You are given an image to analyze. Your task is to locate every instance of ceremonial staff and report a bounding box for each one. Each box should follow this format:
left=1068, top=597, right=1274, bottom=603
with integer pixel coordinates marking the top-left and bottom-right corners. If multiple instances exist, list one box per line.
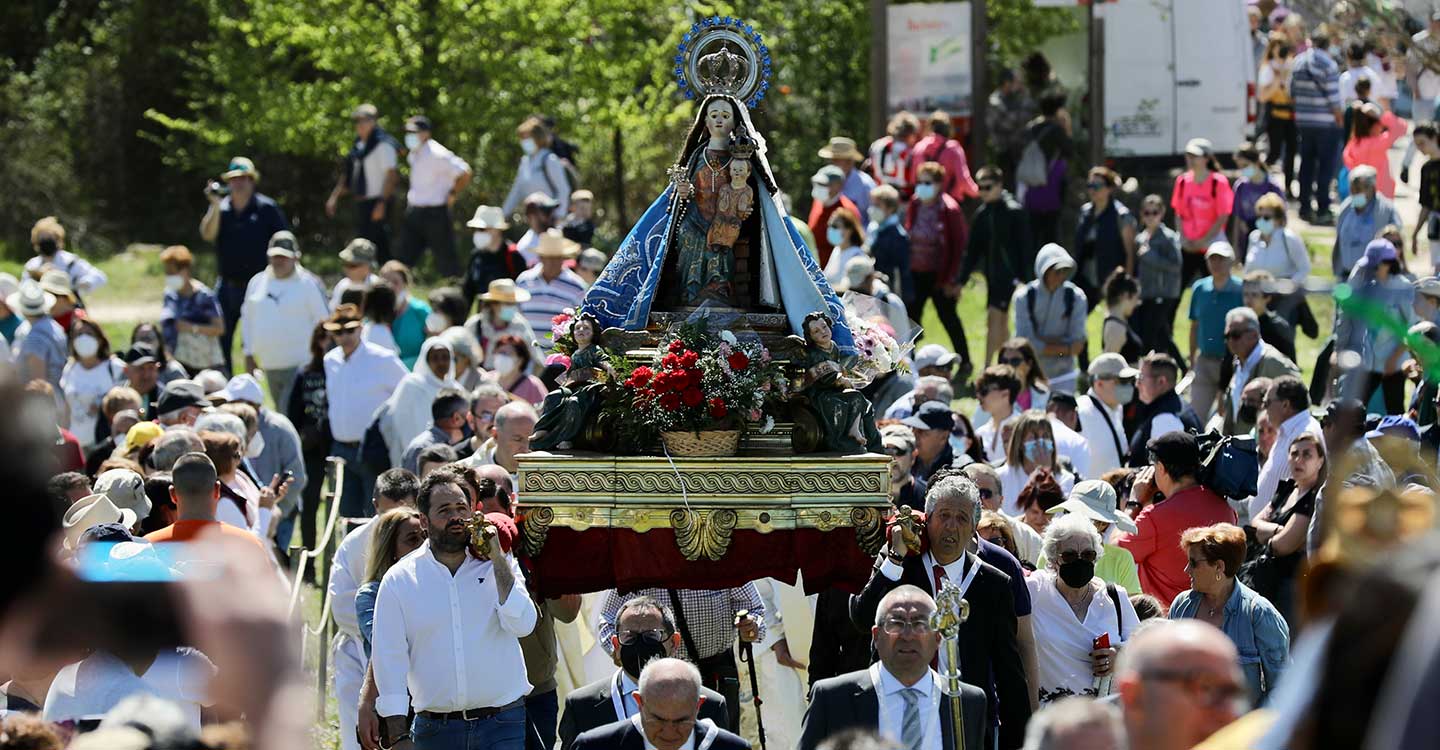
left=931, top=578, right=970, bottom=750
left=734, top=609, right=767, bottom=750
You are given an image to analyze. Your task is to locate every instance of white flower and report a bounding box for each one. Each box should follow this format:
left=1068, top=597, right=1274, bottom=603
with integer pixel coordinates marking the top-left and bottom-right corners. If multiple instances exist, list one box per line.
left=761, top=415, right=775, bottom=434
left=720, top=330, right=739, bottom=345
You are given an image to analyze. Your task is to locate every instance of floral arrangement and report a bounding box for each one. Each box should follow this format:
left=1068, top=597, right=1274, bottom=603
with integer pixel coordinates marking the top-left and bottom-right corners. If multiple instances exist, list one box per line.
left=549, top=309, right=578, bottom=355
left=844, top=310, right=910, bottom=387
left=608, top=318, right=787, bottom=444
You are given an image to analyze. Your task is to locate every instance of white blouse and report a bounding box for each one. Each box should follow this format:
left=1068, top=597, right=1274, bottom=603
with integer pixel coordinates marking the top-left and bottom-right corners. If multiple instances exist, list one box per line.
left=996, top=464, right=1075, bottom=517
left=1026, top=569, right=1140, bottom=704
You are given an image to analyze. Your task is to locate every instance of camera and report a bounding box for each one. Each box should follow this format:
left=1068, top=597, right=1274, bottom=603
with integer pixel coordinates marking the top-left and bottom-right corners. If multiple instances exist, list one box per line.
left=205, top=180, right=230, bottom=197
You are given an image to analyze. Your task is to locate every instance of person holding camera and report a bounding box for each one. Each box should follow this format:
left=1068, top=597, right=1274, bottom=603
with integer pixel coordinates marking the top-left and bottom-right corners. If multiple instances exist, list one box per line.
left=199, top=156, right=291, bottom=374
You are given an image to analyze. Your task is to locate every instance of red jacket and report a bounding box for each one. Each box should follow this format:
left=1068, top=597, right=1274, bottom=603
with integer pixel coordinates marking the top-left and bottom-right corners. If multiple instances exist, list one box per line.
left=910, top=134, right=979, bottom=203
left=904, top=193, right=969, bottom=283
left=807, top=194, right=860, bottom=268
left=1114, top=484, right=1237, bottom=606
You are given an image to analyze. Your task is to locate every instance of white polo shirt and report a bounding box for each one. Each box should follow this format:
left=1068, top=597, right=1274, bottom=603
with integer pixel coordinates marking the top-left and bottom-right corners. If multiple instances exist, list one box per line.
left=407, top=139, right=471, bottom=207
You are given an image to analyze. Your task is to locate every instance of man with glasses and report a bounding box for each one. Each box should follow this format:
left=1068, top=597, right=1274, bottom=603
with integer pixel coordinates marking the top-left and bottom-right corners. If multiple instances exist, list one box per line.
left=1218, top=307, right=1298, bottom=438
left=853, top=475, right=1034, bottom=748
left=959, top=165, right=1034, bottom=363
left=804, top=585, right=986, bottom=750
left=1077, top=354, right=1137, bottom=479
left=1114, top=621, right=1247, bottom=750
left=1248, top=376, right=1320, bottom=521
left=882, top=425, right=926, bottom=510
left=559, top=598, right=729, bottom=750
left=322, top=304, right=407, bottom=516
left=458, top=382, right=509, bottom=465
left=573, top=658, right=748, bottom=750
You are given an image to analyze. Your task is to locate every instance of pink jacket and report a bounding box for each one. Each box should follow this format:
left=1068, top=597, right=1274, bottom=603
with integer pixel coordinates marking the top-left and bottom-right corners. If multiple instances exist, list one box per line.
left=909, top=134, right=979, bottom=203
left=1343, top=110, right=1406, bottom=197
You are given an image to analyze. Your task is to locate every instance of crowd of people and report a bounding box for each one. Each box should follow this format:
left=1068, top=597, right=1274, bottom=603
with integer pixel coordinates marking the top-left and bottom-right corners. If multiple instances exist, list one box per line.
left=5, top=4, right=1440, bottom=750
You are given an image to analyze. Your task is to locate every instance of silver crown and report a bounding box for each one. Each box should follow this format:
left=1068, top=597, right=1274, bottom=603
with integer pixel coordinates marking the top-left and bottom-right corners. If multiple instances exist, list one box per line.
left=696, top=44, right=746, bottom=96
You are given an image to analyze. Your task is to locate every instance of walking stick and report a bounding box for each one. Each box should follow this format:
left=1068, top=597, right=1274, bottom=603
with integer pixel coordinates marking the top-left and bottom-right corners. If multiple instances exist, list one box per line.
left=735, top=610, right=767, bottom=750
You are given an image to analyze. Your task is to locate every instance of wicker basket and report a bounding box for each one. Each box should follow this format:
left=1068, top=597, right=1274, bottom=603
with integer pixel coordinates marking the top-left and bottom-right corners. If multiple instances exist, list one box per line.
left=660, top=429, right=741, bottom=457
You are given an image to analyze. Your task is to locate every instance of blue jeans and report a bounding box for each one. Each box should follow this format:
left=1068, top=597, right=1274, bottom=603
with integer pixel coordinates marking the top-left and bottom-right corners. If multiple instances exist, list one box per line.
left=523, top=690, right=557, bottom=750
left=329, top=440, right=376, bottom=518
left=413, top=705, right=526, bottom=750
left=216, top=278, right=248, bottom=374
left=1297, top=125, right=1342, bottom=215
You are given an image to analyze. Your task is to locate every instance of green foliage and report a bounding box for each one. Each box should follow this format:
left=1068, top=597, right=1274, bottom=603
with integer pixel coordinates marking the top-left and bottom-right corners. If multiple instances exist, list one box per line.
left=985, top=0, right=1080, bottom=68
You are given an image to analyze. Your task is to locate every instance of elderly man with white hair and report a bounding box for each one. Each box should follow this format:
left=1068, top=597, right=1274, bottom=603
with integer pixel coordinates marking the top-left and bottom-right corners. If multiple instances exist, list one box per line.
left=1216, top=306, right=1298, bottom=437
left=1020, top=696, right=1126, bottom=750
left=1333, top=164, right=1402, bottom=278
left=1025, top=514, right=1140, bottom=705
left=572, top=658, right=750, bottom=750
left=883, top=374, right=955, bottom=421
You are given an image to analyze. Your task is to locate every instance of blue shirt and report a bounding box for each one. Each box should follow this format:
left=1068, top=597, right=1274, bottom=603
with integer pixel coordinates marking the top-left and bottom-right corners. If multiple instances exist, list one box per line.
left=216, top=193, right=290, bottom=281
left=160, top=282, right=224, bottom=353
left=1188, top=275, right=1244, bottom=358
left=1288, top=48, right=1343, bottom=129
left=392, top=297, right=432, bottom=369
left=356, top=581, right=379, bottom=657
left=1169, top=580, right=1289, bottom=704
left=977, top=536, right=1032, bottom=618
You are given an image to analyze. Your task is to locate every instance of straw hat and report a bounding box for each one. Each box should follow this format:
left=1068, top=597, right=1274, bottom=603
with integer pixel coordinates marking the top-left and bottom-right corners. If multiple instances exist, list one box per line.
left=466, top=205, right=510, bottom=230
left=817, top=136, right=863, bottom=162
left=534, top=229, right=581, bottom=259
left=221, top=156, right=260, bottom=182
left=62, top=494, right=138, bottom=550
left=7, top=279, right=55, bottom=317
left=39, top=268, right=74, bottom=300
left=478, top=278, right=532, bottom=305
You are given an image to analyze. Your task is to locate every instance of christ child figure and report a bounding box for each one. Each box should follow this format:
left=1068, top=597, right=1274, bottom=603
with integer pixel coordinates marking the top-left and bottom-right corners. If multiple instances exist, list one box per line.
left=706, top=153, right=753, bottom=253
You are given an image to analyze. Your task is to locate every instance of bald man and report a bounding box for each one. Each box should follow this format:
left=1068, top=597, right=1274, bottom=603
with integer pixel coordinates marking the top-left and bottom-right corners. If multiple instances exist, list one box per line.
left=572, top=658, right=749, bottom=750
left=1115, top=621, right=1248, bottom=750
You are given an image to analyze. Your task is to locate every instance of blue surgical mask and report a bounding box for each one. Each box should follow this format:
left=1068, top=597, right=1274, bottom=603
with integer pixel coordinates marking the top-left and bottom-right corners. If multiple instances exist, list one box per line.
left=520, top=138, right=538, bottom=155
left=1255, top=217, right=1275, bottom=236
left=914, top=184, right=938, bottom=201
left=826, top=227, right=845, bottom=247
left=404, top=133, right=421, bottom=150
left=1022, top=437, right=1054, bottom=462
left=1114, top=384, right=1136, bottom=404
left=867, top=206, right=887, bottom=224
left=949, top=435, right=972, bottom=457
left=497, top=306, right=517, bottom=323
left=1241, top=165, right=1259, bottom=180
left=1353, top=193, right=1368, bottom=210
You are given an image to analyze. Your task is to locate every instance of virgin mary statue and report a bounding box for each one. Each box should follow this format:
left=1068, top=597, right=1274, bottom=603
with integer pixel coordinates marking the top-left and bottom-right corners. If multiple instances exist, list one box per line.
left=581, top=90, right=855, bottom=352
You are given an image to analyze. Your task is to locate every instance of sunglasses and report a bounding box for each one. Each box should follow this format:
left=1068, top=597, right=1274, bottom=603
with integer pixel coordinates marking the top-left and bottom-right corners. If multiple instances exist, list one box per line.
left=1224, top=330, right=1250, bottom=340
left=977, top=487, right=995, bottom=501
left=977, top=182, right=998, bottom=191
left=1086, top=182, right=1106, bottom=190
left=1000, top=356, right=1025, bottom=367
left=1141, top=209, right=1163, bottom=217
left=884, top=446, right=908, bottom=457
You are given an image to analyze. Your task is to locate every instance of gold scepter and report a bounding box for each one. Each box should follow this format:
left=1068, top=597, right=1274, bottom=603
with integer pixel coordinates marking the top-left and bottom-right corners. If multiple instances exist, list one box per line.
left=464, top=513, right=498, bottom=560
left=930, top=577, right=971, bottom=750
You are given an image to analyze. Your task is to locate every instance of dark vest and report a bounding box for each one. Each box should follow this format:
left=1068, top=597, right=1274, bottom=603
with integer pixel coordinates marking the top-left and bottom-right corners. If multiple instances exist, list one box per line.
left=1127, top=389, right=1200, bottom=466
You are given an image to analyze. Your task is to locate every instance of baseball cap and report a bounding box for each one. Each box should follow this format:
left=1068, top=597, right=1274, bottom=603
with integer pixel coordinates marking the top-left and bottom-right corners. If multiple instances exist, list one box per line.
left=881, top=425, right=916, bottom=454
left=1366, top=414, right=1420, bottom=442
left=215, top=374, right=264, bottom=405
left=914, top=344, right=958, bottom=372
left=1415, top=277, right=1440, bottom=298
left=93, top=468, right=152, bottom=521
left=571, top=189, right=595, bottom=202
left=406, top=115, right=433, bottom=132
left=339, top=238, right=378, bottom=265
left=579, top=248, right=608, bottom=272
left=1088, top=352, right=1139, bottom=380
left=1147, top=431, right=1198, bottom=468
left=1205, top=241, right=1236, bottom=260
left=156, top=380, right=211, bottom=417
left=267, top=231, right=300, bottom=258
left=812, top=165, right=845, bottom=185
left=121, top=341, right=159, bottom=367
left=352, top=103, right=379, bottom=120
left=901, top=402, right=955, bottom=433
left=1184, top=138, right=1215, bottom=158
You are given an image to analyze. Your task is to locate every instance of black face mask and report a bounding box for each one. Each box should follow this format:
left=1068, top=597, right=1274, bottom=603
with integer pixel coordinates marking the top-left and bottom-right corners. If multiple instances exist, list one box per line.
left=1058, top=559, right=1095, bottom=588
left=37, top=238, right=58, bottom=256
left=619, top=635, right=668, bottom=679
left=1238, top=403, right=1259, bottom=425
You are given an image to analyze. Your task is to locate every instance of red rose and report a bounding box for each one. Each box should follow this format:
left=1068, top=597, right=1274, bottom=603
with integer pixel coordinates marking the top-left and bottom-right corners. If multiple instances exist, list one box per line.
left=708, top=398, right=728, bottom=419
left=682, top=387, right=704, bottom=407
left=668, top=340, right=685, bottom=354
left=661, top=353, right=680, bottom=369
left=679, top=350, right=699, bottom=368
left=551, top=312, right=572, bottom=325
left=629, top=366, right=653, bottom=385
left=727, top=352, right=750, bottom=371
left=660, top=391, right=682, bottom=410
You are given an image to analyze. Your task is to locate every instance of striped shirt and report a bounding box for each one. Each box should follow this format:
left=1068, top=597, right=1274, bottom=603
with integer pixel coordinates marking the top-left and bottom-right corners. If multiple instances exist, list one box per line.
left=516, top=266, right=587, bottom=350
left=1288, top=48, right=1342, bottom=129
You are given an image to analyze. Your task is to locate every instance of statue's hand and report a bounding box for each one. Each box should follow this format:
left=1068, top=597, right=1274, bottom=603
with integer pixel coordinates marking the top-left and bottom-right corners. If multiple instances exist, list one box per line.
left=675, top=179, right=694, bottom=200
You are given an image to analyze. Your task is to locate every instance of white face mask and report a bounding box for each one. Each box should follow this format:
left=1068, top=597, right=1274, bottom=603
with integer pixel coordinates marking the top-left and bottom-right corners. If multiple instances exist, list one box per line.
left=404, top=133, right=421, bottom=150
left=473, top=232, right=496, bottom=252
left=245, top=431, right=266, bottom=458
left=164, top=275, right=185, bottom=292
left=520, top=138, right=538, bottom=155
left=73, top=334, right=100, bottom=359
left=493, top=353, right=519, bottom=375
left=811, top=185, right=831, bottom=202
left=426, top=312, right=449, bottom=334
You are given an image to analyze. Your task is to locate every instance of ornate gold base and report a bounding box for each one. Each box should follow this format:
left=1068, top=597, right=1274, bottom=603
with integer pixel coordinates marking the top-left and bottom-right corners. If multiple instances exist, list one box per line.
left=515, top=450, right=892, bottom=561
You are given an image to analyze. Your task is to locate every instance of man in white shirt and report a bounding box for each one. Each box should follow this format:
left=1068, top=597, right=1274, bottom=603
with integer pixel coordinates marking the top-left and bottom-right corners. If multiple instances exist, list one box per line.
left=323, top=304, right=408, bottom=517
left=327, top=468, right=418, bottom=750
left=326, top=103, right=401, bottom=260
left=372, top=467, right=537, bottom=750
left=44, top=648, right=215, bottom=732
left=1044, top=393, right=1091, bottom=480
left=799, top=585, right=986, bottom=750
left=1249, top=375, right=1321, bottom=520
left=1076, top=354, right=1135, bottom=479
left=517, top=230, right=588, bottom=350
left=239, top=231, right=330, bottom=409
left=1339, top=42, right=1384, bottom=108
left=399, top=115, right=471, bottom=277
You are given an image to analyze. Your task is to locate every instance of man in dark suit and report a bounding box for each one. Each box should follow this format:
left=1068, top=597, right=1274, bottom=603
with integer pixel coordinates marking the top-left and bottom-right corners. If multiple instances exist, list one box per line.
left=801, top=585, right=986, bottom=750
left=573, top=658, right=749, bottom=750
left=850, top=474, right=1032, bottom=749
left=560, top=596, right=728, bottom=750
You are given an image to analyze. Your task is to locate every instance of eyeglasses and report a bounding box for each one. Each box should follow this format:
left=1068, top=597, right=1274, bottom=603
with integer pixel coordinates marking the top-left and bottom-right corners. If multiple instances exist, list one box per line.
left=977, top=182, right=998, bottom=191
left=1223, top=330, right=1251, bottom=340
left=1086, top=182, right=1107, bottom=190
left=1000, top=356, right=1025, bottom=367
left=1144, top=669, right=1249, bottom=709
left=880, top=617, right=934, bottom=636
left=1141, top=210, right=1164, bottom=217
left=1058, top=549, right=1099, bottom=564
left=617, top=628, right=669, bottom=646
left=977, top=487, right=995, bottom=501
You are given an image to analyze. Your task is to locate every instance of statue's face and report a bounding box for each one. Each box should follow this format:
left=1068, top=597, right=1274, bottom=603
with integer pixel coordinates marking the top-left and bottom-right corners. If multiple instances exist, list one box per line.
left=730, top=159, right=750, bottom=183
left=573, top=319, right=595, bottom=347
left=705, top=100, right=736, bottom=139
left=806, top=318, right=832, bottom=348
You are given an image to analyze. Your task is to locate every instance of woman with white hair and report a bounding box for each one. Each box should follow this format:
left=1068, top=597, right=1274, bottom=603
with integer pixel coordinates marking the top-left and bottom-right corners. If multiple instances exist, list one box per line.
left=1026, top=513, right=1140, bottom=704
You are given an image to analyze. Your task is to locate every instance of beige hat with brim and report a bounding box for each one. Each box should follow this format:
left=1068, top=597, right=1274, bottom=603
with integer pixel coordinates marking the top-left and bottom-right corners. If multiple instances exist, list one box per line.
left=818, top=136, right=863, bottom=162
left=479, top=278, right=532, bottom=305
left=7, top=280, right=55, bottom=317
left=39, top=269, right=74, bottom=299
left=535, top=229, right=581, bottom=259
left=467, top=205, right=510, bottom=230
left=63, top=494, right=138, bottom=550
left=1047, top=480, right=1137, bottom=534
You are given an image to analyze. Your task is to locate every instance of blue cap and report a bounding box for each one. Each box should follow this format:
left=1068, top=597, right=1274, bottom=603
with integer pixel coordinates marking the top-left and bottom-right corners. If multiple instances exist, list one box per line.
left=1366, top=414, right=1419, bottom=442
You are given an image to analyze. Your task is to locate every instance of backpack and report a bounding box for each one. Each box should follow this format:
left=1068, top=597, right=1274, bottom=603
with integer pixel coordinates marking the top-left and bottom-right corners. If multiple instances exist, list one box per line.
left=1195, top=430, right=1260, bottom=500
left=1024, top=284, right=1078, bottom=336
left=1017, top=123, right=1057, bottom=187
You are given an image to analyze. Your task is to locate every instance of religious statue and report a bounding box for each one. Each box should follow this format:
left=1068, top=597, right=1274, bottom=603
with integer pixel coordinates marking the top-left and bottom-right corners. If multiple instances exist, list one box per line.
left=530, top=312, right=613, bottom=451
left=793, top=311, right=882, bottom=454
left=579, top=23, right=858, bottom=352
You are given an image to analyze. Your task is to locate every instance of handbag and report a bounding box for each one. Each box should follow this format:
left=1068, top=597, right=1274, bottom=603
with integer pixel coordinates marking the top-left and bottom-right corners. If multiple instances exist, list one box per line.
left=174, top=330, right=224, bottom=370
